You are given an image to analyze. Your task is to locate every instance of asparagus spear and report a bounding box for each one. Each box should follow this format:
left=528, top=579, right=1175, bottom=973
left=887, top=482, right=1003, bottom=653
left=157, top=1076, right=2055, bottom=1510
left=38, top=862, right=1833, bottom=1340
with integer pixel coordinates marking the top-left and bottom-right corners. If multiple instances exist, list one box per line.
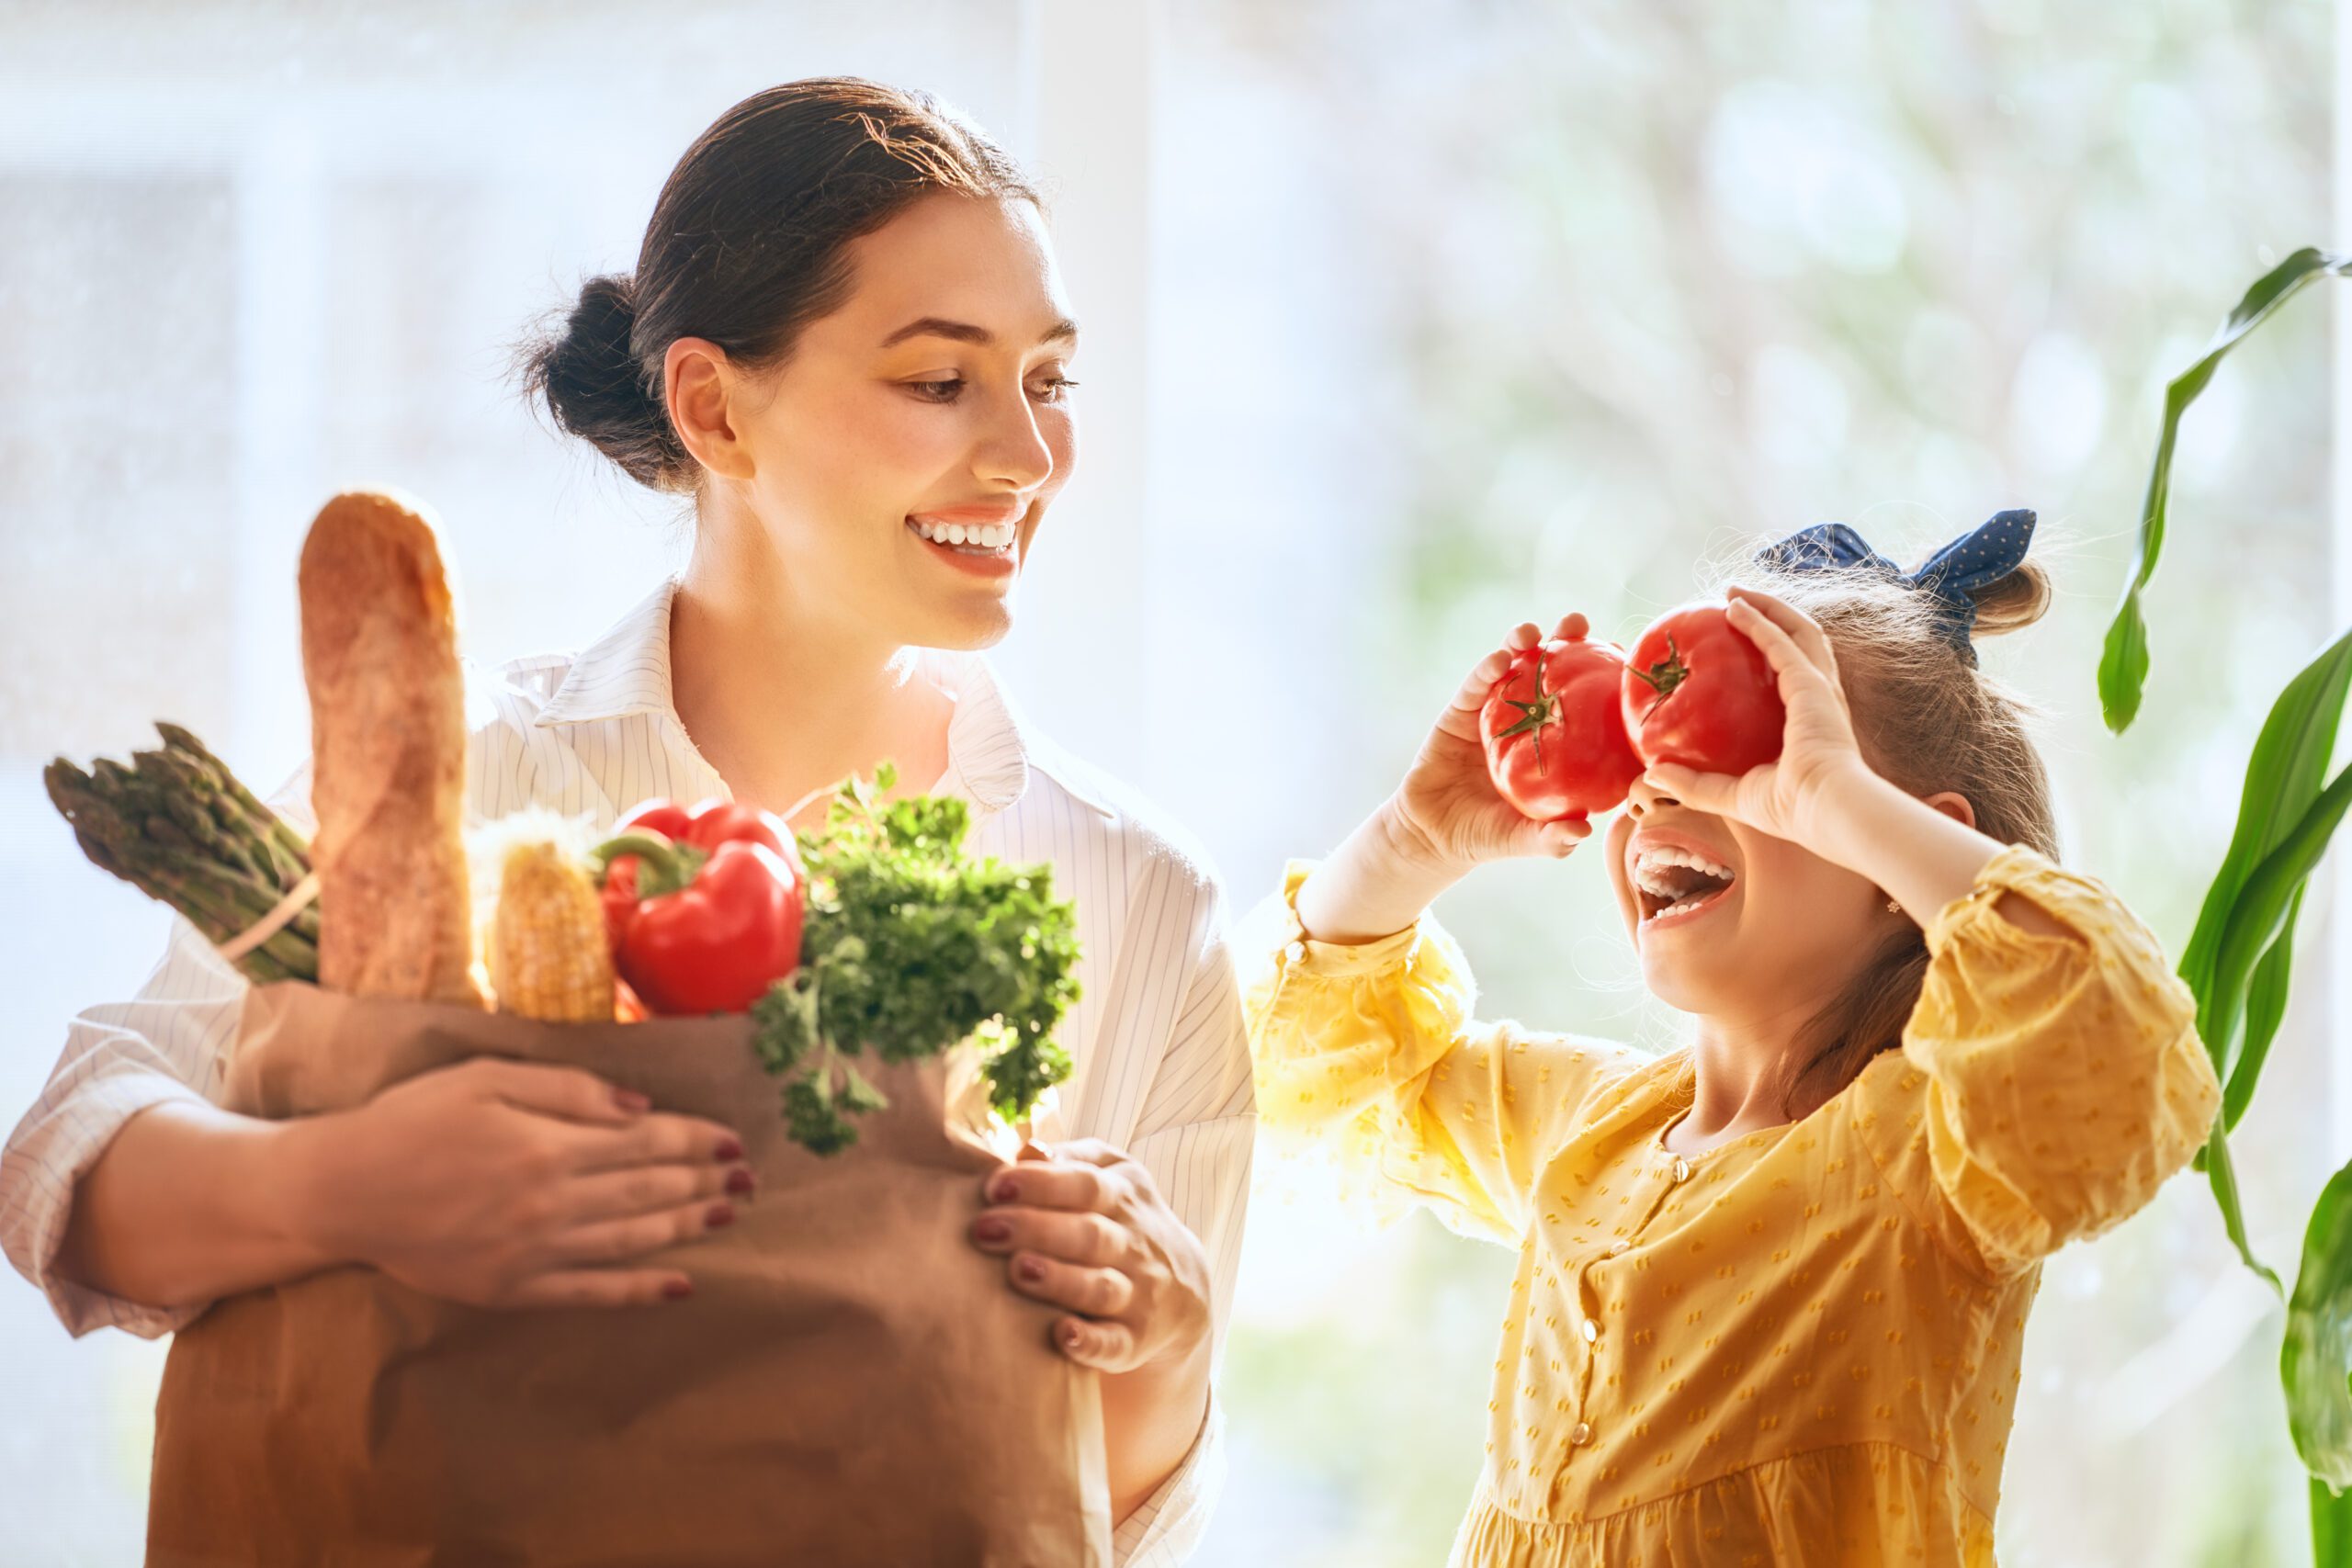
left=154, top=722, right=312, bottom=882
left=135, top=749, right=275, bottom=888
left=46, top=731, right=321, bottom=986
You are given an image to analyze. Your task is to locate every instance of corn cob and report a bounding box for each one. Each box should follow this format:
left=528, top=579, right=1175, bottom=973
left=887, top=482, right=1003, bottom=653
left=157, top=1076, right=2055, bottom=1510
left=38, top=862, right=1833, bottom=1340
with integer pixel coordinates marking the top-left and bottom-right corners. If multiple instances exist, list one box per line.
left=490, top=839, right=616, bottom=1022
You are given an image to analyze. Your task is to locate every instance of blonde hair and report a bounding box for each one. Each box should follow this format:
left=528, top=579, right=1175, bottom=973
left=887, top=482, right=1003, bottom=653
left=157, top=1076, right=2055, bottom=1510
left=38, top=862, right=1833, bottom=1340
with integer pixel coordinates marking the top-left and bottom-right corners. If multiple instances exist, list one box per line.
left=1704, top=547, right=2060, bottom=1119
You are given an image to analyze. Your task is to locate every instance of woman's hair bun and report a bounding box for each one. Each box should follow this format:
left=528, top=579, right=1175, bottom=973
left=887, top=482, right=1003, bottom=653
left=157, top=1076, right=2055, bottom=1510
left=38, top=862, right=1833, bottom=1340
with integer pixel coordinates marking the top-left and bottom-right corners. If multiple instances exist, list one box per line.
left=520, top=273, right=693, bottom=492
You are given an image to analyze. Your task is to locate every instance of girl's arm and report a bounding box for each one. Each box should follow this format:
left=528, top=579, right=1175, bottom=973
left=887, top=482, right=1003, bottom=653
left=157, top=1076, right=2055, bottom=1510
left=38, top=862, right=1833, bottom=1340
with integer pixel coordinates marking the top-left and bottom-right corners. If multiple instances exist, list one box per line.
left=1858, top=842, right=2214, bottom=1278
left=1244, top=615, right=1643, bottom=1245
left=1247, top=864, right=1636, bottom=1246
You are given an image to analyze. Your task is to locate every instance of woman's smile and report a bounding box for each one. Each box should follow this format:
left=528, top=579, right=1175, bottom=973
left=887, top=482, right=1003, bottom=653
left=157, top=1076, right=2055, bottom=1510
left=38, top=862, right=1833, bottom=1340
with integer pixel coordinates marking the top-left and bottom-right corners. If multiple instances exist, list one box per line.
left=906, top=501, right=1024, bottom=578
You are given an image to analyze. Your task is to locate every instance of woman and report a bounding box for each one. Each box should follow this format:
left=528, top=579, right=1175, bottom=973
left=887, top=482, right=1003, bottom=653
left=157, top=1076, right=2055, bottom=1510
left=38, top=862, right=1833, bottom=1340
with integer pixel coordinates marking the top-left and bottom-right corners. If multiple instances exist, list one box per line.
left=0, top=79, right=1253, bottom=1563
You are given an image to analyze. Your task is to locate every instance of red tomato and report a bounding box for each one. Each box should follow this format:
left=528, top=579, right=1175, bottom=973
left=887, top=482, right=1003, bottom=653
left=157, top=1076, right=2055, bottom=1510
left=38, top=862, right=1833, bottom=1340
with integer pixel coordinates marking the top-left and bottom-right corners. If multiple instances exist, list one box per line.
left=1479, top=615, right=1645, bottom=821
left=1621, top=604, right=1784, bottom=775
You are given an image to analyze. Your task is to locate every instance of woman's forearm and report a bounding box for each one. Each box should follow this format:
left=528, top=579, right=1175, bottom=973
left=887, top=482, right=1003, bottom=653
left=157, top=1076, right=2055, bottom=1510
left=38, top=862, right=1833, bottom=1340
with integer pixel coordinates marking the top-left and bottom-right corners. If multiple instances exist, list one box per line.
left=1098, top=1336, right=1211, bottom=1525
left=53, top=1100, right=338, bottom=1310
left=1293, top=799, right=1467, bottom=946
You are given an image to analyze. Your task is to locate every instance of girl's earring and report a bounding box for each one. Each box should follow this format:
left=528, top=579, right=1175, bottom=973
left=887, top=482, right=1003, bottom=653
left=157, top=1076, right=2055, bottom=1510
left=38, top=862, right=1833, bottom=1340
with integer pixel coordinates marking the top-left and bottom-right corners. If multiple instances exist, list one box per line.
left=1877, top=886, right=1901, bottom=914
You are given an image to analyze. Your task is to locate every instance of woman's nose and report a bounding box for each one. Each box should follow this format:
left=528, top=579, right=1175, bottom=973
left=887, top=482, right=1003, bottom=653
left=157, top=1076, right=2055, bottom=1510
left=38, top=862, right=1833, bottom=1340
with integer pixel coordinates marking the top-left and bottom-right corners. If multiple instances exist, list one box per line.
left=977, top=394, right=1056, bottom=492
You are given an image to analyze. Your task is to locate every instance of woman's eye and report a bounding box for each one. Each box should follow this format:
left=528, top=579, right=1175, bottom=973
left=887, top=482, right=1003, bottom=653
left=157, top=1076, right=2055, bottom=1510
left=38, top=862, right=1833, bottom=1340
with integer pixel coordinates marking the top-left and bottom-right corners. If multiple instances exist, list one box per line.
left=1030, top=377, right=1080, bottom=404
left=908, top=377, right=964, bottom=403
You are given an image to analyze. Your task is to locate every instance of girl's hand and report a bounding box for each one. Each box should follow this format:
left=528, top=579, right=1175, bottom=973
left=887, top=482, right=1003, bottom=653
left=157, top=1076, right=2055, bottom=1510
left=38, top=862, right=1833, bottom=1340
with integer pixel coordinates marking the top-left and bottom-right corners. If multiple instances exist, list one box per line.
left=1639, top=586, right=1875, bottom=850
left=968, top=1139, right=1211, bottom=1372
left=1385, top=615, right=1598, bottom=875
left=288, top=1057, right=753, bottom=1309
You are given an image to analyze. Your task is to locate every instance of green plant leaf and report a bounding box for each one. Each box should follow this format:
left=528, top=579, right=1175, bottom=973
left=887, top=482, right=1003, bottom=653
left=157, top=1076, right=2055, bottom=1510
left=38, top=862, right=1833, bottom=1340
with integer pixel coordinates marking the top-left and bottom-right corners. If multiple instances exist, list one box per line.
left=2099, top=247, right=2352, bottom=733
left=2284, top=1154, right=2352, bottom=1486
left=2315, top=1473, right=2352, bottom=1568
left=2223, top=886, right=2304, bottom=1132
left=2181, top=629, right=2352, bottom=1032
left=2207, top=1123, right=2281, bottom=1294
left=2203, top=761, right=2352, bottom=1076
left=2185, top=629, right=2352, bottom=1178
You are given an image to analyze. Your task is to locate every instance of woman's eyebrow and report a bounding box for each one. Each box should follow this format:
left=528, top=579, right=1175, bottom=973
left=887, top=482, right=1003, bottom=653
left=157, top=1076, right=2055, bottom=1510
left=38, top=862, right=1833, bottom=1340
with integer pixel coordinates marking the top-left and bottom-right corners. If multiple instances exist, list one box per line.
left=879, top=315, right=1081, bottom=348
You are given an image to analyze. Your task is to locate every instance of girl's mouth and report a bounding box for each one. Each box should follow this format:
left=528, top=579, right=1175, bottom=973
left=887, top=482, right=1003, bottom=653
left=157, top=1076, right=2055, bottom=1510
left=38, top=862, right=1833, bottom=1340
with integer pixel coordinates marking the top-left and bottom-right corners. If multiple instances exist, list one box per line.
left=1631, top=852, right=1738, bottom=931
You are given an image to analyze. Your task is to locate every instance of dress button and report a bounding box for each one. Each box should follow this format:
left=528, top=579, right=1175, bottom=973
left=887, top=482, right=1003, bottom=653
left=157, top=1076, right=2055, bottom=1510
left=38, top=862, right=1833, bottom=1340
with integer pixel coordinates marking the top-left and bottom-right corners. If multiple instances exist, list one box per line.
left=1283, top=941, right=1306, bottom=964
left=1672, top=1158, right=1690, bottom=1182
left=1570, top=1421, right=1593, bottom=1446
left=1608, top=1239, right=1630, bottom=1256
left=1580, top=1317, right=1600, bottom=1344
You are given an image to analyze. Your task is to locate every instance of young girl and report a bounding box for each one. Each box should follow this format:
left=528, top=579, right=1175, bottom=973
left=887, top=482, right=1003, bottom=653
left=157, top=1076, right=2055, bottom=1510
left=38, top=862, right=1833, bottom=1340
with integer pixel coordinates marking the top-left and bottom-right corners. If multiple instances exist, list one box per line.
left=1242, top=512, right=2219, bottom=1565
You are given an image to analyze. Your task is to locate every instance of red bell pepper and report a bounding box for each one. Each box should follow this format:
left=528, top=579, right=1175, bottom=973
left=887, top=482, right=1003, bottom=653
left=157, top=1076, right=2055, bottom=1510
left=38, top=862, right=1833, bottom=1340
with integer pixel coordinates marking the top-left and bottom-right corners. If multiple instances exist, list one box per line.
left=593, top=797, right=806, bottom=1016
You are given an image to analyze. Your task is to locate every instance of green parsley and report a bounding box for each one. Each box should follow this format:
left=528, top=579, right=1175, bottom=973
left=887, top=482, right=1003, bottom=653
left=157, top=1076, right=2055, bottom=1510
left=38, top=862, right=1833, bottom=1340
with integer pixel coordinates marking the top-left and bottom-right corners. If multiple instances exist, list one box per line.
left=750, top=763, right=1080, bottom=1155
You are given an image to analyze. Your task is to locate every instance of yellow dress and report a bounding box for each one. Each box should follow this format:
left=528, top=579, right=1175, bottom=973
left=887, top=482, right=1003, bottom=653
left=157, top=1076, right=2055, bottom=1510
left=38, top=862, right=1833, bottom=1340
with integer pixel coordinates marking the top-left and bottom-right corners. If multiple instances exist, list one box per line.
left=1241, top=845, right=2219, bottom=1567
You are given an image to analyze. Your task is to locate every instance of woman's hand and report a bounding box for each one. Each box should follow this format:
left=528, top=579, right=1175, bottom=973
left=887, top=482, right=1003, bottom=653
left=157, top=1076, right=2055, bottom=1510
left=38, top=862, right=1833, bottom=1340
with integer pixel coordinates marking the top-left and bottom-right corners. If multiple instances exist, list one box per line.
left=1385, top=614, right=1600, bottom=875
left=1638, top=586, right=1874, bottom=852
left=967, top=1139, right=1210, bottom=1372
left=287, top=1057, right=753, bottom=1309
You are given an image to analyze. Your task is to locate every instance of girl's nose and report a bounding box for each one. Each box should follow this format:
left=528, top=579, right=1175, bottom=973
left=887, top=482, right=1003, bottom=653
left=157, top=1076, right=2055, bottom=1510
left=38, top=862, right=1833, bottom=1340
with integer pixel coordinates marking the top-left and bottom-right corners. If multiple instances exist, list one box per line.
left=1623, top=773, right=1679, bottom=818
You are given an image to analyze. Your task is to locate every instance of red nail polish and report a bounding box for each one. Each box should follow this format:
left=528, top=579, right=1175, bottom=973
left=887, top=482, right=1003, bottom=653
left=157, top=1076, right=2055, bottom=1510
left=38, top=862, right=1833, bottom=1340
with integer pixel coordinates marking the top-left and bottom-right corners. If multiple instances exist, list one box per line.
left=614, top=1088, right=651, bottom=1113
left=990, top=1178, right=1019, bottom=1203
left=714, top=1138, right=744, bottom=1163
left=975, top=1217, right=1011, bottom=1244
left=1017, top=1255, right=1045, bottom=1282
left=1061, top=1324, right=1083, bottom=1350
left=663, top=1279, right=693, bottom=1300
left=725, top=1168, right=755, bottom=1197
left=706, top=1203, right=735, bottom=1228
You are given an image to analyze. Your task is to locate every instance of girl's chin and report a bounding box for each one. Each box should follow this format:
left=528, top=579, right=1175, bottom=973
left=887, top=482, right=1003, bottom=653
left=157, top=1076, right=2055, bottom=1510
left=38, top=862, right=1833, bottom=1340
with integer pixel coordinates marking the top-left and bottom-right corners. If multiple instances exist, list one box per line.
left=1635, top=958, right=1742, bottom=1019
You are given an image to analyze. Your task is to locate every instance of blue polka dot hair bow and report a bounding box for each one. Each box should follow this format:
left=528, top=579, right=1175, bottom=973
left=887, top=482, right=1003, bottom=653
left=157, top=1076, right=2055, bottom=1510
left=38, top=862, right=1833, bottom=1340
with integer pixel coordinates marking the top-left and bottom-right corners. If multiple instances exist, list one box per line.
left=1753, top=509, right=2037, bottom=667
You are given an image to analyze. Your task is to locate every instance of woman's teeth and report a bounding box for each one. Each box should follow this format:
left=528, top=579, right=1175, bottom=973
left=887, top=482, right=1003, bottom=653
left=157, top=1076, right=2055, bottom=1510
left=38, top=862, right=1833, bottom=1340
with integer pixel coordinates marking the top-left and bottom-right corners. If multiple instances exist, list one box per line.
left=910, top=517, right=1016, bottom=552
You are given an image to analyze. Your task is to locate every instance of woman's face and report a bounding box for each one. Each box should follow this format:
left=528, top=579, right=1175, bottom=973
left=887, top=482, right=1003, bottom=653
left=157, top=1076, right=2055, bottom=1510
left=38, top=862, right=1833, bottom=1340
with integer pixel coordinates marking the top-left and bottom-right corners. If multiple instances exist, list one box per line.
left=1601, top=773, right=1894, bottom=1027
left=673, top=192, right=1080, bottom=651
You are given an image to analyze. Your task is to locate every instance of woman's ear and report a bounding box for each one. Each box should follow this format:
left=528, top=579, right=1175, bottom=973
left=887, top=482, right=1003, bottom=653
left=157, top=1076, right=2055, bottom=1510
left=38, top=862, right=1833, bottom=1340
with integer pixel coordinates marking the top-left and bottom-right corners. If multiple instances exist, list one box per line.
left=1921, top=790, right=1977, bottom=830
left=663, top=337, right=757, bottom=481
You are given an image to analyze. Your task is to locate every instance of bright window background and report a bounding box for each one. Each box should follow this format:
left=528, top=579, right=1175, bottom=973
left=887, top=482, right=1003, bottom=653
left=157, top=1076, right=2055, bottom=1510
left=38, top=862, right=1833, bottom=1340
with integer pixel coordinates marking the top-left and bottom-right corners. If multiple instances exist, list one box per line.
left=0, top=3, right=2332, bottom=1563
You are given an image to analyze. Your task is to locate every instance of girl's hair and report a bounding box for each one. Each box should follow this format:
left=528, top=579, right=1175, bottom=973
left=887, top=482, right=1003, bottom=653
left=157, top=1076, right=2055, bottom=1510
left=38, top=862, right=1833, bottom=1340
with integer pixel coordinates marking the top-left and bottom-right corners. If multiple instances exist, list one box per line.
left=1711, top=548, right=2061, bottom=1119
left=520, top=78, right=1038, bottom=493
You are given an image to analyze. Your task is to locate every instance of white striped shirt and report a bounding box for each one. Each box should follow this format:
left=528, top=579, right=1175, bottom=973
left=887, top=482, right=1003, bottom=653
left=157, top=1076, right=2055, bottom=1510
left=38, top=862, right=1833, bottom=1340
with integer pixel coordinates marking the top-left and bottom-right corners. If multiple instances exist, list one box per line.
left=1, top=576, right=1254, bottom=1566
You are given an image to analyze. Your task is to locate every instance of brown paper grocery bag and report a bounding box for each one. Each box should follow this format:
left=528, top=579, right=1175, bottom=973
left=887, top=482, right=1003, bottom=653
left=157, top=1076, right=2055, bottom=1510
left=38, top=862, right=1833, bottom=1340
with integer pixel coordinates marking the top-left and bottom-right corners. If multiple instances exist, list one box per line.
left=146, top=981, right=1110, bottom=1568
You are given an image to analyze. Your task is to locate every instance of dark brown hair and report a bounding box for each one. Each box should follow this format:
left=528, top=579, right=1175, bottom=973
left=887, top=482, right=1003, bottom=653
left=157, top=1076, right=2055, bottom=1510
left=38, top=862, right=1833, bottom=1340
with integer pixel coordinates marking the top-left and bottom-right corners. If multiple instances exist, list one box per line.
left=1711, top=550, right=2062, bottom=1120
left=521, top=78, right=1039, bottom=493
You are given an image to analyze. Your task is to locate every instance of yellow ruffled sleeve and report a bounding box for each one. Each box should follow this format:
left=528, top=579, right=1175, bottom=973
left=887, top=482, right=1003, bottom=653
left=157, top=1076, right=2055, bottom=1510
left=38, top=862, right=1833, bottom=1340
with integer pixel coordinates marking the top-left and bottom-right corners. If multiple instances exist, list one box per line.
left=1853, top=843, right=2221, bottom=1280
left=1237, top=860, right=1638, bottom=1247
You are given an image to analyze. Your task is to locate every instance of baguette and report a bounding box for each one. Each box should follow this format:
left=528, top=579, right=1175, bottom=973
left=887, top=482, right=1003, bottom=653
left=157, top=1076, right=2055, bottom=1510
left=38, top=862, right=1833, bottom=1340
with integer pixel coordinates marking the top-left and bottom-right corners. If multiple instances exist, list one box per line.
left=297, top=491, right=487, bottom=1007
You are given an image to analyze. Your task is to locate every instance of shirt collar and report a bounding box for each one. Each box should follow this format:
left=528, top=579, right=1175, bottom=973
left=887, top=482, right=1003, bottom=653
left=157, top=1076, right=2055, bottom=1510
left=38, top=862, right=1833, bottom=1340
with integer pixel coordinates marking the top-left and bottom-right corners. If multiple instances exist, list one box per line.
left=533, top=578, right=678, bottom=726
left=532, top=575, right=1105, bottom=818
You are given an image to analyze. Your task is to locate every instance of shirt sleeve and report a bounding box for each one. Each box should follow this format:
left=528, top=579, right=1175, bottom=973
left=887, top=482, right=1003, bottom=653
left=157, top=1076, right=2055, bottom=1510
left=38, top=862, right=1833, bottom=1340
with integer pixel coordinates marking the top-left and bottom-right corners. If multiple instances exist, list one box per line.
left=0, top=763, right=313, bottom=1339
left=1238, top=860, right=1639, bottom=1247
left=1109, top=1393, right=1225, bottom=1567
left=1111, top=879, right=1256, bottom=1566
left=1849, top=843, right=2221, bottom=1281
